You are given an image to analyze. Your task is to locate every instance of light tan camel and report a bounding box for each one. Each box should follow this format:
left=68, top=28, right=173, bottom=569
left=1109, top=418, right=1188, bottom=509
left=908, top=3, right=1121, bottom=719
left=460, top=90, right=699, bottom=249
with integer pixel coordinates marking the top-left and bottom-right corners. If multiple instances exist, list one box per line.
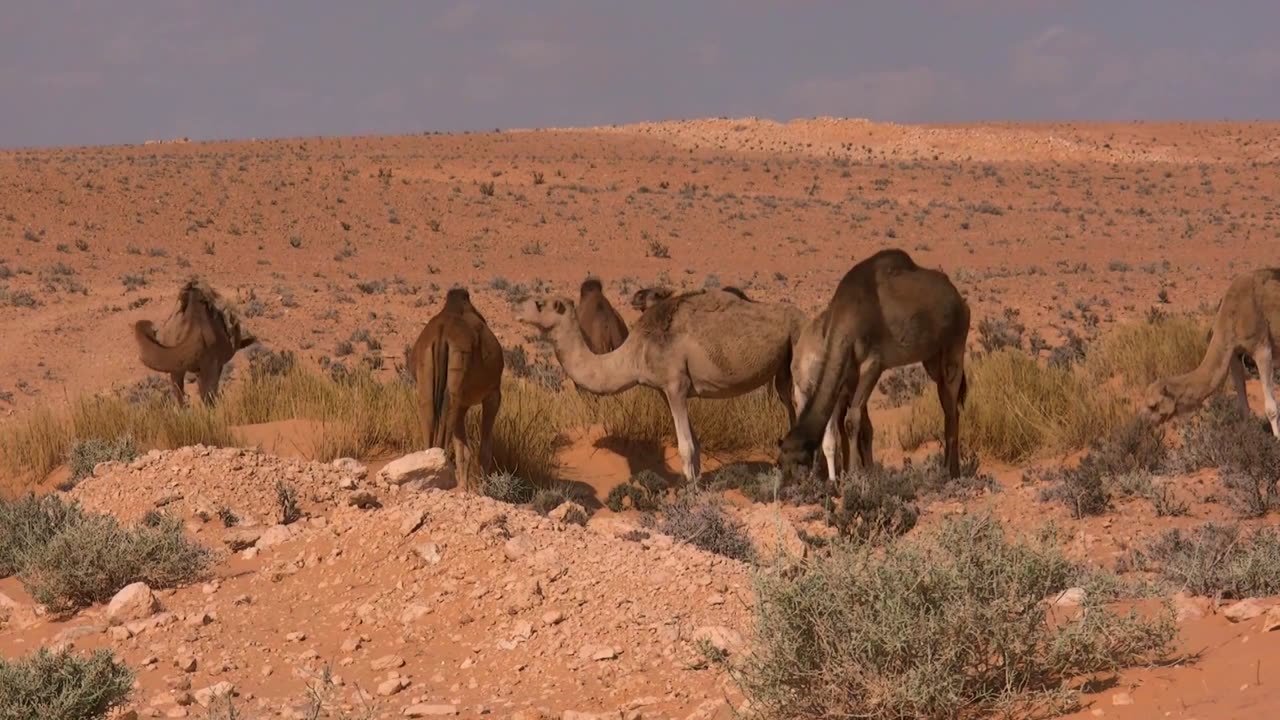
left=133, top=277, right=257, bottom=405
left=1141, top=268, right=1280, bottom=436
left=518, top=288, right=804, bottom=481
left=409, top=287, right=505, bottom=488
left=789, top=307, right=873, bottom=480
left=630, top=285, right=750, bottom=312
left=576, top=277, right=629, bottom=354
left=779, top=249, right=971, bottom=479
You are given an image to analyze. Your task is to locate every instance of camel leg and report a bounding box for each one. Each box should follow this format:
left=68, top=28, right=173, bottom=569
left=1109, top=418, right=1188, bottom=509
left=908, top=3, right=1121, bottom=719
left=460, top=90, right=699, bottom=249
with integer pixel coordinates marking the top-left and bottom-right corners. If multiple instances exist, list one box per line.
left=451, top=404, right=473, bottom=490
left=1254, top=343, right=1280, bottom=438
left=665, top=384, right=701, bottom=483
left=416, top=385, right=438, bottom=451
left=843, top=358, right=883, bottom=473
left=928, top=348, right=967, bottom=478
left=774, top=368, right=797, bottom=429
left=795, top=385, right=829, bottom=480
left=1231, top=352, right=1249, bottom=417
left=168, top=371, right=187, bottom=406
left=856, top=403, right=873, bottom=469
left=822, top=413, right=840, bottom=481
left=478, top=388, right=501, bottom=478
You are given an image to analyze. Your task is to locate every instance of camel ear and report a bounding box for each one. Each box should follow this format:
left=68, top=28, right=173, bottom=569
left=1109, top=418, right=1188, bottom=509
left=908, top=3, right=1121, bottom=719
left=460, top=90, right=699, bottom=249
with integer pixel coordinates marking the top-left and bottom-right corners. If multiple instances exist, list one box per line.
left=553, top=300, right=567, bottom=315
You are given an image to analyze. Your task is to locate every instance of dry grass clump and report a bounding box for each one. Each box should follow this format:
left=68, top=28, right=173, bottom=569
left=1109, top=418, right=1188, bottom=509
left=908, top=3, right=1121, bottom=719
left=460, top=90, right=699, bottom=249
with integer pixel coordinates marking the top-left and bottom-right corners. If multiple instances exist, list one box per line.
left=1122, top=523, right=1280, bottom=599
left=900, top=348, right=1132, bottom=462
left=644, top=490, right=756, bottom=562
left=725, top=515, right=1176, bottom=719
left=0, top=647, right=134, bottom=720
left=1035, top=417, right=1168, bottom=518
left=64, top=435, right=139, bottom=490
left=1085, top=314, right=1208, bottom=389
left=590, top=385, right=787, bottom=453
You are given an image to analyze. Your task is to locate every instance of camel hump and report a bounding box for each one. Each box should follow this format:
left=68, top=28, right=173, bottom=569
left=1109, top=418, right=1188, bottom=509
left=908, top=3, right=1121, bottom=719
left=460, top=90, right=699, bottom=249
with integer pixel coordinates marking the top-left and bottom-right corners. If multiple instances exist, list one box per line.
left=580, top=277, right=604, bottom=295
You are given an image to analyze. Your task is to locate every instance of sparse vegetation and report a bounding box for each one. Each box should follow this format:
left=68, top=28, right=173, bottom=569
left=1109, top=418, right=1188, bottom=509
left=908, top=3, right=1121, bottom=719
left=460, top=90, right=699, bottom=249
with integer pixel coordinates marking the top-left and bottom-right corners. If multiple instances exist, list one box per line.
left=64, top=435, right=139, bottom=489
left=1173, top=395, right=1280, bottom=516
left=1124, top=523, right=1280, bottom=599
left=645, top=490, right=755, bottom=562
left=726, top=515, right=1175, bottom=719
left=0, top=647, right=134, bottom=720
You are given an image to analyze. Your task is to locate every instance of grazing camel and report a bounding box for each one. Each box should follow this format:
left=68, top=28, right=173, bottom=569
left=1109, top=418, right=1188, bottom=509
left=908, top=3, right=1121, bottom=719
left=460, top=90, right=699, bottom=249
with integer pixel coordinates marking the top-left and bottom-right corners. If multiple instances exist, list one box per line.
left=133, top=277, right=257, bottom=405
left=779, top=249, right=971, bottom=479
left=630, top=285, right=750, bottom=312
left=1141, top=268, right=1280, bottom=436
left=790, top=307, right=871, bottom=480
left=517, top=288, right=804, bottom=481
left=576, top=277, right=629, bottom=354
left=409, top=287, right=505, bottom=488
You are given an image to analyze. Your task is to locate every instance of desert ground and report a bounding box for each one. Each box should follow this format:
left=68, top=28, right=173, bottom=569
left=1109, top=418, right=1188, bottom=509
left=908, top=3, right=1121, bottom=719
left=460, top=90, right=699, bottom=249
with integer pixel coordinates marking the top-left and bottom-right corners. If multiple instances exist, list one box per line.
left=2, top=117, right=1280, bottom=719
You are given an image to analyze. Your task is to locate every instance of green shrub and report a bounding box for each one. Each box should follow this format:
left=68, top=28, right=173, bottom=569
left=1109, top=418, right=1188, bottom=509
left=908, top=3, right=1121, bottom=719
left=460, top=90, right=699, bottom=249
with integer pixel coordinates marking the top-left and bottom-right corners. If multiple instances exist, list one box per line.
left=604, top=470, right=667, bottom=512
left=828, top=469, right=919, bottom=542
left=0, top=647, right=133, bottom=720
left=481, top=471, right=536, bottom=505
left=19, top=513, right=211, bottom=615
left=727, top=515, right=1175, bottom=719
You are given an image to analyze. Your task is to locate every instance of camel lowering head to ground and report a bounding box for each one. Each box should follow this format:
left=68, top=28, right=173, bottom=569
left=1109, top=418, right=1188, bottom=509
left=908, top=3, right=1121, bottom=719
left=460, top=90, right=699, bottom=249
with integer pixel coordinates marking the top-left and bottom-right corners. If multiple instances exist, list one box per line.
left=779, top=248, right=971, bottom=480
left=576, top=277, right=629, bottom=354
left=630, top=285, right=750, bottom=312
left=516, top=288, right=804, bottom=482
left=133, top=277, right=258, bottom=405
left=409, top=287, right=505, bottom=489
left=790, top=307, right=868, bottom=481
left=1141, top=268, right=1280, bottom=437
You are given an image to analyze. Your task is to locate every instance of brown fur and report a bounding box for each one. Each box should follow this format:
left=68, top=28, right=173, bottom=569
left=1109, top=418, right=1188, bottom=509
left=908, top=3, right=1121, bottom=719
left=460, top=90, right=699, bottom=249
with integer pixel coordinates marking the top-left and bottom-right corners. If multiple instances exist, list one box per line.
left=576, top=277, right=629, bottom=354
left=410, top=287, right=505, bottom=488
left=779, top=249, right=971, bottom=479
left=132, top=277, right=257, bottom=405
left=1142, top=269, right=1280, bottom=436
left=629, top=285, right=749, bottom=313
left=517, top=288, right=804, bottom=481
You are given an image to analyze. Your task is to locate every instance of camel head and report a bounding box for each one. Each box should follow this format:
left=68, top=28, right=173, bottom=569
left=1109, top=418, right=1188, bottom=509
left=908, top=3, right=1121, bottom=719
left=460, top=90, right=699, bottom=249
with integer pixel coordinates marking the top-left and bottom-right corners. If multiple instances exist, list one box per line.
left=776, top=433, right=819, bottom=482
left=516, top=296, right=576, bottom=332
left=1138, top=378, right=1182, bottom=424
left=630, top=286, right=674, bottom=312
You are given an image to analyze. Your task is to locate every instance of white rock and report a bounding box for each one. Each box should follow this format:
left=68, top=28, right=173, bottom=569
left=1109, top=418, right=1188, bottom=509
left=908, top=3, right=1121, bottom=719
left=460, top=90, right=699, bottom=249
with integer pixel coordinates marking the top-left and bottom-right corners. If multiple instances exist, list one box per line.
left=1050, top=587, right=1086, bottom=608
left=402, top=705, right=457, bottom=717
left=371, top=654, right=405, bottom=671
left=107, top=583, right=159, bottom=625
left=1224, top=598, right=1269, bottom=622
left=414, top=543, right=443, bottom=565
left=503, top=535, right=537, bottom=561
left=378, top=449, right=455, bottom=490
left=332, top=457, right=368, bottom=479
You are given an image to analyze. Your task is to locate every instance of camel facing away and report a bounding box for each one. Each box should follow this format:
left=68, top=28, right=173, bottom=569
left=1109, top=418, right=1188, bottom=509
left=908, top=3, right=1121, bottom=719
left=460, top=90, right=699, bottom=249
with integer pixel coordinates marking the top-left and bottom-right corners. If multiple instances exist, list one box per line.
left=576, top=277, right=629, bottom=354
left=779, top=249, right=971, bottom=479
left=133, top=277, right=257, bottom=405
left=518, top=288, right=804, bottom=481
left=1141, top=268, right=1280, bottom=436
left=410, top=287, right=505, bottom=488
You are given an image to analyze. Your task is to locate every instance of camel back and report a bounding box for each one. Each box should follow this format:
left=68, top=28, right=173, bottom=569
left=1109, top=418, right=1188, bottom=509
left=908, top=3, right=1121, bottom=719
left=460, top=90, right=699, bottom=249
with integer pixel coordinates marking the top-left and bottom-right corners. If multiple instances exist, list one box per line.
left=178, top=277, right=247, bottom=343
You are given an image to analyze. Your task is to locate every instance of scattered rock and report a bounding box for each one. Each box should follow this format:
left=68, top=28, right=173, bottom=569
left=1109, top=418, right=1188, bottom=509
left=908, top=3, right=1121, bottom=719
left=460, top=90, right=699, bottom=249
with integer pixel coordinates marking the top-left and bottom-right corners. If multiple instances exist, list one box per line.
left=107, top=582, right=159, bottom=625
left=1112, top=692, right=1134, bottom=706
left=378, top=449, right=454, bottom=490
left=377, top=677, right=410, bottom=696
left=1051, top=587, right=1086, bottom=608
left=153, top=489, right=182, bottom=507
left=1224, top=598, right=1268, bottom=622
left=1173, top=592, right=1207, bottom=622
left=348, top=491, right=382, bottom=510
left=222, top=528, right=263, bottom=551
left=193, top=681, right=235, bottom=708
left=256, top=524, right=294, bottom=549
left=402, top=705, right=458, bottom=717
left=371, top=655, right=406, bottom=671
left=692, top=625, right=744, bottom=656
left=400, top=508, right=429, bottom=536
left=414, top=542, right=443, bottom=565
left=578, top=645, right=618, bottom=661
left=1262, top=605, right=1280, bottom=632
left=332, top=457, right=368, bottom=479
left=548, top=502, right=588, bottom=525
left=504, top=534, right=537, bottom=561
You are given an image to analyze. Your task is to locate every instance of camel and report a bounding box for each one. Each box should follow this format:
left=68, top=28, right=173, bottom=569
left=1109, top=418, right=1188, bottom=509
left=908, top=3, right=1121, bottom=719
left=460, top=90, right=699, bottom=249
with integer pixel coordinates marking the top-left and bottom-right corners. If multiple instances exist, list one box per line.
left=630, top=285, right=750, bottom=312
left=517, top=288, right=804, bottom=481
left=409, top=287, right=505, bottom=488
left=789, top=307, right=872, bottom=481
left=576, top=277, right=629, bottom=354
left=778, top=249, right=971, bottom=479
left=133, top=277, right=257, bottom=405
left=1141, top=268, right=1280, bottom=436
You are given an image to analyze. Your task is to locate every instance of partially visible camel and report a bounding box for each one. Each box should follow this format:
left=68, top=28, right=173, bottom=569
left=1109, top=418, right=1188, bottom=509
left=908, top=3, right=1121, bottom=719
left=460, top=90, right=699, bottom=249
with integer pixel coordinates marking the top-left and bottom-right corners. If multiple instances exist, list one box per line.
left=779, top=249, right=971, bottom=479
left=133, top=277, right=257, bottom=405
left=409, top=287, right=505, bottom=488
left=517, top=288, right=804, bottom=481
left=630, top=285, right=751, bottom=312
left=1141, top=269, right=1280, bottom=436
left=790, top=307, right=871, bottom=480
left=576, top=277, right=629, bottom=354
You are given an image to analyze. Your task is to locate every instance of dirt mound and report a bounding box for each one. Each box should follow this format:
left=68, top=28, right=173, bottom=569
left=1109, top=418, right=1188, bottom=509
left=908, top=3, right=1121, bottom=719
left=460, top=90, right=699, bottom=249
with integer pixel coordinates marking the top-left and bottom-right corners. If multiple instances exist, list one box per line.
left=3, top=447, right=752, bottom=718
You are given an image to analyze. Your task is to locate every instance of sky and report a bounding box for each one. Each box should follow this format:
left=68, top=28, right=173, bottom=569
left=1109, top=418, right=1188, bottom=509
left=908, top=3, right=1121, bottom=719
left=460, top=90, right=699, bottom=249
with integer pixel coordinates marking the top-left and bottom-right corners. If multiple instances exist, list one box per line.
left=2, top=0, right=1279, bottom=149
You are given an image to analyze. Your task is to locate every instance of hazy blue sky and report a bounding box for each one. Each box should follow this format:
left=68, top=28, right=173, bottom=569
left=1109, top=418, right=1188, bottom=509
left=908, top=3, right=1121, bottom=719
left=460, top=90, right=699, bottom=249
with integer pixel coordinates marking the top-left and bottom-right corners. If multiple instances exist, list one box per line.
left=3, top=1, right=1278, bottom=148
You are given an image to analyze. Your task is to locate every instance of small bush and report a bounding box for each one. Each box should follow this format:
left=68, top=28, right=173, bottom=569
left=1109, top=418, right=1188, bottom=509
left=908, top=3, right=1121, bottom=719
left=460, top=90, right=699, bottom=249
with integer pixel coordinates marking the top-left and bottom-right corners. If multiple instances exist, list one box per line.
left=1124, top=524, right=1280, bottom=599
left=275, top=480, right=302, bottom=524
left=976, top=308, right=1024, bottom=353
left=727, top=515, right=1175, bottom=719
left=646, top=491, right=754, bottom=562
left=64, top=435, right=138, bottom=489
left=1033, top=419, right=1164, bottom=518
left=0, top=647, right=134, bottom=720
left=481, top=471, right=536, bottom=505
left=604, top=470, right=667, bottom=512
left=0, top=494, right=86, bottom=577
left=828, top=469, right=919, bottom=542
left=19, top=512, right=211, bottom=615
left=876, top=365, right=928, bottom=407
left=1174, top=395, right=1280, bottom=516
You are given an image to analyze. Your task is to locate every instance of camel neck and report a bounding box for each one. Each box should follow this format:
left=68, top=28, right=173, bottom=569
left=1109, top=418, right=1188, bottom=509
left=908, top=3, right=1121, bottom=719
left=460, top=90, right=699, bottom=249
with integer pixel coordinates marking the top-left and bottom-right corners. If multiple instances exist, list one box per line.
left=551, top=322, right=638, bottom=395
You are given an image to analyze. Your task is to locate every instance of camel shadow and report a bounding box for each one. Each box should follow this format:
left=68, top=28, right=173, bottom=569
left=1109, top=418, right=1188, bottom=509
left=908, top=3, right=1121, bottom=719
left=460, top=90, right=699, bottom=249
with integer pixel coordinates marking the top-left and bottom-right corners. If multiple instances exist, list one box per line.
left=592, top=435, right=683, bottom=488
